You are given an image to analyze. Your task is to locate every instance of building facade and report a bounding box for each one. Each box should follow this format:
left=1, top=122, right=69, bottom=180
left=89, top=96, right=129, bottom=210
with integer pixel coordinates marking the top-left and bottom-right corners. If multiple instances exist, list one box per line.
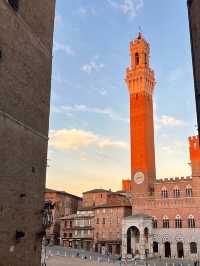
left=0, top=1, right=55, bottom=265
left=94, top=202, right=132, bottom=255
left=59, top=188, right=131, bottom=255
left=45, top=188, right=82, bottom=244
left=122, top=33, right=200, bottom=260
left=60, top=208, right=94, bottom=251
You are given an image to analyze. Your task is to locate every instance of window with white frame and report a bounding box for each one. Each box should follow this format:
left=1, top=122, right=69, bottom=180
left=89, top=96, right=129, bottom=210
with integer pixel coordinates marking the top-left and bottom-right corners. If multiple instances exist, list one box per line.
left=186, top=185, right=193, bottom=197
left=173, top=187, right=180, bottom=198
left=161, top=187, right=168, bottom=198
left=175, top=215, right=182, bottom=228
left=153, top=217, right=158, bottom=228
left=188, top=215, right=195, bottom=228
left=163, top=216, right=170, bottom=228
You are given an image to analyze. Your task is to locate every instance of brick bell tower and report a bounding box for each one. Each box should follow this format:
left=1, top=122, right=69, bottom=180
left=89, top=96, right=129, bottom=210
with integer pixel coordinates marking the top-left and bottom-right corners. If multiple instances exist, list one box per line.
left=125, top=33, right=156, bottom=197
left=189, top=135, right=200, bottom=176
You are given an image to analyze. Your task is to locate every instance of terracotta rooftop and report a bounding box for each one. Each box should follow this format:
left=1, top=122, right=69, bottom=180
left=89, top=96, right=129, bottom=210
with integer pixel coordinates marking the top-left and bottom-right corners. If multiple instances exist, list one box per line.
left=45, top=188, right=82, bottom=200
left=83, top=188, right=111, bottom=194
left=77, top=206, right=94, bottom=211
left=93, top=199, right=131, bottom=209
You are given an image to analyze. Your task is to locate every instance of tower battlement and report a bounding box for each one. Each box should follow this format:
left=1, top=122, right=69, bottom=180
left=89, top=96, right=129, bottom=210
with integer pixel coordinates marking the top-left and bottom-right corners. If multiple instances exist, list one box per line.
left=155, top=176, right=192, bottom=183
left=189, top=135, right=200, bottom=161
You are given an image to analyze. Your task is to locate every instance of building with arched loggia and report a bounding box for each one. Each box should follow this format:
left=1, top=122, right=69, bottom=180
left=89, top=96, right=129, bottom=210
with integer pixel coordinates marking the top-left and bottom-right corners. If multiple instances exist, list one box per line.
left=122, top=32, right=200, bottom=260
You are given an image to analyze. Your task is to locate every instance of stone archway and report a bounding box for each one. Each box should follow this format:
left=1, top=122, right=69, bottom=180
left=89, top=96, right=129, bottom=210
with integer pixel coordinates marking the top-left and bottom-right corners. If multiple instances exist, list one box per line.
left=127, top=226, right=140, bottom=256
left=164, top=242, right=171, bottom=258
left=122, top=214, right=153, bottom=260
left=177, top=242, right=184, bottom=258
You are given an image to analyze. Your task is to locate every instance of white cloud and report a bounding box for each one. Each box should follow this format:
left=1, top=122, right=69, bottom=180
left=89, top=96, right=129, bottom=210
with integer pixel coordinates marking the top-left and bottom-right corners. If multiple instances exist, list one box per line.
left=53, top=104, right=129, bottom=123
left=81, top=61, right=104, bottom=74
left=160, top=141, right=187, bottom=155
left=107, top=0, right=143, bottom=19
left=77, top=7, right=96, bottom=16
left=53, top=42, right=75, bottom=56
left=158, top=115, right=186, bottom=127
left=94, top=87, right=108, bottom=96
left=49, top=129, right=128, bottom=150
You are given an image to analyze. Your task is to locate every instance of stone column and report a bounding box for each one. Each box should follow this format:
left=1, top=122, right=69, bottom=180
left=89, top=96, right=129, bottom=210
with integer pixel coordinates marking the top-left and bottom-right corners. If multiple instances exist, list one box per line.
left=159, top=243, right=164, bottom=258
left=139, top=232, right=145, bottom=259
left=148, top=235, right=153, bottom=258
left=184, top=242, right=190, bottom=259
left=171, top=242, right=176, bottom=259
left=122, top=233, right=127, bottom=260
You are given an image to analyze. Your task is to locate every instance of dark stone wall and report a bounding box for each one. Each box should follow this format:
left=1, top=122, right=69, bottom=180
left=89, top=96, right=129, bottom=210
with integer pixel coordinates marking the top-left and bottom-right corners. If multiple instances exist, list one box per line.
left=0, top=1, right=55, bottom=265
left=188, top=0, right=200, bottom=137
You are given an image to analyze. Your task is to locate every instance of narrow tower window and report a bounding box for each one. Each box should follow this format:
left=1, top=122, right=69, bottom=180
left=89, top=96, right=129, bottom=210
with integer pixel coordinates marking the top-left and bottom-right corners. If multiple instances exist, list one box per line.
left=145, top=53, right=147, bottom=65
left=135, top=53, right=139, bottom=65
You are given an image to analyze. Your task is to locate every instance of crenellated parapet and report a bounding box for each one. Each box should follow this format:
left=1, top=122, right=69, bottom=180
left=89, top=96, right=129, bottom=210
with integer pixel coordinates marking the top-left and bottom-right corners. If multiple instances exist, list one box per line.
left=155, top=176, right=192, bottom=184
left=188, top=135, right=200, bottom=177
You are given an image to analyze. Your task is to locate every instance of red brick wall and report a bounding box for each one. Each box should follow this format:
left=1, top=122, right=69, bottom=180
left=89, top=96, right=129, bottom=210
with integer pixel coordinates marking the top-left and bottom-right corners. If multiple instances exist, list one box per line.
left=94, top=206, right=132, bottom=242
left=83, top=192, right=109, bottom=207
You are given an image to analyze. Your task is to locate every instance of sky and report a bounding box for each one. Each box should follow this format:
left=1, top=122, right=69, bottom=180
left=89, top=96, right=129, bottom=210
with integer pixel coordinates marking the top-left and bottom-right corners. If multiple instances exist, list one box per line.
left=46, top=0, right=197, bottom=196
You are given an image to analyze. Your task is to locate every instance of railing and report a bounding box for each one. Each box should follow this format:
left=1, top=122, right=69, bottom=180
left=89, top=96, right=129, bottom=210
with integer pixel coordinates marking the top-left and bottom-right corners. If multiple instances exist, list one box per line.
left=44, top=246, right=199, bottom=265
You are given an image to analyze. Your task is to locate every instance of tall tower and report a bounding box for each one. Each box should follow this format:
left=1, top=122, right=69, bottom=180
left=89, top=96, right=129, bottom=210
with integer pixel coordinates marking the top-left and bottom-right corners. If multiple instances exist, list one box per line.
left=125, top=33, right=156, bottom=197
left=189, top=135, right=200, bottom=176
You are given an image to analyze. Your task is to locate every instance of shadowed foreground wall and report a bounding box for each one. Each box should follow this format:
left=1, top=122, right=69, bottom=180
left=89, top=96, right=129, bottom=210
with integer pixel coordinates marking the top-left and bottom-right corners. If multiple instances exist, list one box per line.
left=188, top=0, right=200, bottom=138
left=0, top=1, right=55, bottom=265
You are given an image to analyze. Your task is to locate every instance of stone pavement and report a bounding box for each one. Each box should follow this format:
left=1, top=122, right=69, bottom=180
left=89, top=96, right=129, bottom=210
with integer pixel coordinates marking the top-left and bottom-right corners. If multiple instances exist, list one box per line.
left=45, top=246, right=197, bottom=266
left=46, top=256, right=116, bottom=266
left=46, top=255, right=196, bottom=266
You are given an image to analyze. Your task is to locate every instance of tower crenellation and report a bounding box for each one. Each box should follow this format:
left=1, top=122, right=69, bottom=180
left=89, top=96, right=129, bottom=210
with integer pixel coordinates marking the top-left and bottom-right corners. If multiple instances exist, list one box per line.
left=189, top=135, right=200, bottom=176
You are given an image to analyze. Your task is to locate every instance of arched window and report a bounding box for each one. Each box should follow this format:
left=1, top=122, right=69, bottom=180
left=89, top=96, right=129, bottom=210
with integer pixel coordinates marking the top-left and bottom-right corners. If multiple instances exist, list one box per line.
left=188, top=215, right=195, bottom=228
left=175, top=215, right=182, bottom=228
left=186, top=185, right=193, bottom=197
left=161, top=187, right=168, bottom=198
left=163, top=216, right=170, bottom=228
left=153, top=217, right=158, bottom=228
left=173, top=187, right=180, bottom=198
left=135, top=53, right=139, bottom=65
left=190, top=242, right=197, bottom=254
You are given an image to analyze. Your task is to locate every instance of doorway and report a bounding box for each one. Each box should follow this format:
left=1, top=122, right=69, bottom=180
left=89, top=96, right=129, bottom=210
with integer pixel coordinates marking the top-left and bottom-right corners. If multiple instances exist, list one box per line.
left=165, top=242, right=171, bottom=258
left=127, top=226, right=140, bottom=255
left=177, top=242, right=184, bottom=258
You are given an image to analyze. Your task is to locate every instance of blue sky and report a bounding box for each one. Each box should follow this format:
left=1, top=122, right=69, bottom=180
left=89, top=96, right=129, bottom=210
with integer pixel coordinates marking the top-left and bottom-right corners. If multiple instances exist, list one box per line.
left=46, top=0, right=196, bottom=196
